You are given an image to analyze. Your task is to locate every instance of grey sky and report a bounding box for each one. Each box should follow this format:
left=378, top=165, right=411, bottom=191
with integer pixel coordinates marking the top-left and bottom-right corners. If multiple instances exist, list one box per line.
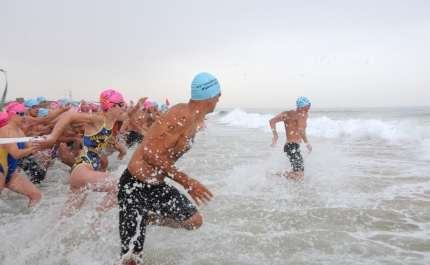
left=1, top=0, right=429, bottom=108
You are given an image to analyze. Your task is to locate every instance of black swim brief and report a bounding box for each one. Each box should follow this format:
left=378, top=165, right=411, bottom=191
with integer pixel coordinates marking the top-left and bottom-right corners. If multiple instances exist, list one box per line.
left=118, top=168, right=198, bottom=254
left=284, top=142, right=304, bottom=172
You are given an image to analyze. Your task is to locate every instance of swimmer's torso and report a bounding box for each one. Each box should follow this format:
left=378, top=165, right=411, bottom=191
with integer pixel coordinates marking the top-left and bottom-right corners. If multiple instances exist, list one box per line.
left=71, top=116, right=113, bottom=172
left=128, top=104, right=197, bottom=185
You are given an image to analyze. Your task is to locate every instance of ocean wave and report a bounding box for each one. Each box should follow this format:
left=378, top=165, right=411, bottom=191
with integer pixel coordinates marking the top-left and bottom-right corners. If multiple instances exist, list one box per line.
left=217, top=108, right=430, bottom=148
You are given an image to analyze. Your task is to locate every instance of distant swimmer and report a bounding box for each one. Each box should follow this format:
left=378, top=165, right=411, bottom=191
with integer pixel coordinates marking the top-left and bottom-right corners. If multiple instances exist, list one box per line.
left=117, top=72, right=220, bottom=264
left=269, top=96, right=312, bottom=181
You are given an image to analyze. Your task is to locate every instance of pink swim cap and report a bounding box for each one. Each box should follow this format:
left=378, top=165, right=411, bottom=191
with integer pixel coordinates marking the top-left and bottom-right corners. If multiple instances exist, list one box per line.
left=143, top=100, right=153, bottom=109
left=6, top=102, right=26, bottom=117
left=50, top=102, right=59, bottom=109
left=0, top=112, right=9, bottom=128
left=90, top=104, right=99, bottom=111
left=99, top=89, right=124, bottom=110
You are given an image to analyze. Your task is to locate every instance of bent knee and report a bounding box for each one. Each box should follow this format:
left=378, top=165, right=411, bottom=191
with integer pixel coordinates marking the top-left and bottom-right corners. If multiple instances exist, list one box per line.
left=184, top=212, right=203, bottom=230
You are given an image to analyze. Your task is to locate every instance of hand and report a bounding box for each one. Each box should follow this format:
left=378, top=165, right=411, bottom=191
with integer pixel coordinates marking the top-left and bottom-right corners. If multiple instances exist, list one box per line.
left=306, top=143, right=312, bottom=153
left=182, top=178, right=213, bottom=206
left=137, top=97, right=148, bottom=106
left=270, top=135, right=278, bottom=148
left=129, top=100, right=134, bottom=108
left=30, top=141, right=43, bottom=152
left=38, top=138, right=56, bottom=150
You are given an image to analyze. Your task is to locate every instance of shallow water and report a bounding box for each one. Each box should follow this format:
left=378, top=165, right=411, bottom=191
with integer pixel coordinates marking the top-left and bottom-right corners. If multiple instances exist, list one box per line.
left=1, top=107, right=430, bottom=264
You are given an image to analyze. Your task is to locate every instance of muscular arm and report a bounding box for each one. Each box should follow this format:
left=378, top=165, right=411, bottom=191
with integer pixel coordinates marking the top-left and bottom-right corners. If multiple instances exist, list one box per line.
left=269, top=111, right=288, bottom=147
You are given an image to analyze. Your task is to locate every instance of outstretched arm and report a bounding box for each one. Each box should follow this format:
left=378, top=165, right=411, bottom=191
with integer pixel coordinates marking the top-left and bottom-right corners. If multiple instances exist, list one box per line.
left=39, top=111, right=96, bottom=149
left=120, top=97, right=147, bottom=121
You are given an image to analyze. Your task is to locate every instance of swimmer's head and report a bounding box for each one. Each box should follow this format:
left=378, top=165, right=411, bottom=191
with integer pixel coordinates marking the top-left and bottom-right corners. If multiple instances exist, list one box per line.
left=37, top=96, right=47, bottom=103
left=191, top=72, right=221, bottom=100
left=38, top=108, right=49, bottom=117
left=296, top=96, right=311, bottom=108
left=152, top=101, right=158, bottom=107
left=25, top=99, right=39, bottom=110
left=90, top=104, right=99, bottom=111
left=160, top=103, right=168, bottom=112
left=6, top=102, right=26, bottom=117
left=72, top=101, right=80, bottom=107
left=0, top=112, right=9, bottom=128
left=99, top=89, right=124, bottom=110
left=50, top=102, right=59, bottom=109
left=144, top=100, right=153, bottom=110
left=60, top=98, right=70, bottom=107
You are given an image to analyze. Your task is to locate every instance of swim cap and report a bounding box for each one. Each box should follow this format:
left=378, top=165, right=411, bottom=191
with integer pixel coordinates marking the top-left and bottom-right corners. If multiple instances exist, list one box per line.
left=60, top=98, right=70, bottom=106
left=37, top=96, right=47, bottom=103
left=99, top=89, right=124, bottom=110
left=160, top=103, right=168, bottom=112
left=143, top=100, right=153, bottom=109
left=191, top=72, right=221, bottom=100
left=25, top=99, right=39, bottom=110
left=296, top=96, right=311, bottom=108
left=90, top=104, right=99, bottom=111
left=50, top=102, right=59, bottom=109
left=38, top=108, right=49, bottom=117
left=6, top=102, right=26, bottom=117
left=0, top=112, right=9, bottom=128
left=72, top=101, right=80, bottom=107
left=152, top=101, right=158, bottom=107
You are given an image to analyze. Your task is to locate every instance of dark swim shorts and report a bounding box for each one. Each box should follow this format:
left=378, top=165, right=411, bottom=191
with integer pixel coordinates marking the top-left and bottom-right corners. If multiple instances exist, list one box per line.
left=125, top=130, right=144, bottom=148
left=284, top=142, right=304, bottom=172
left=118, top=168, right=198, bottom=254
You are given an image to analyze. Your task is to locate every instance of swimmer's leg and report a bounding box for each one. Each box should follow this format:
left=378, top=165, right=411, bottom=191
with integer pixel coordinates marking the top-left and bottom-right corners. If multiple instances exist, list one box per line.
left=281, top=171, right=304, bottom=181
left=59, top=186, right=90, bottom=218
left=6, top=172, right=42, bottom=208
left=147, top=211, right=203, bottom=230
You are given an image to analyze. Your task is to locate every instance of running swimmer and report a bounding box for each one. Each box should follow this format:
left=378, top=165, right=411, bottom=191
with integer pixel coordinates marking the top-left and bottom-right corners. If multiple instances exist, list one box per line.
left=117, top=72, right=220, bottom=264
left=269, top=96, right=312, bottom=181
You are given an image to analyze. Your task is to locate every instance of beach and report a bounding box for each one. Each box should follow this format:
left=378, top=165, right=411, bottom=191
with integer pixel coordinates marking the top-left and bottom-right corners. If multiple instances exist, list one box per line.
left=1, top=106, right=430, bottom=264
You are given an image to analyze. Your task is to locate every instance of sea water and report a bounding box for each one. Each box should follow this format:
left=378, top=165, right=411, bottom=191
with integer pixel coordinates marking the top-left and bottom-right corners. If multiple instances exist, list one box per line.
left=1, top=107, right=429, bottom=264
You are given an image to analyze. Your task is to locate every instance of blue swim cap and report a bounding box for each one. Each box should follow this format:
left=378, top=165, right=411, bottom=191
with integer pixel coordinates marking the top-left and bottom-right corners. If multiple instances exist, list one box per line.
left=25, top=98, right=39, bottom=110
left=72, top=101, right=80, bottom=107
left=37, top=96, right=46, bottom=103
left=296, top=96, right=310, bottom=108
left=191, top=72, right=221, bottom=100
left=38, top=108, right=49, bottom=117
left=60, top=98, right=70, bottom=106
left=152, top=101, right=158, bottom=106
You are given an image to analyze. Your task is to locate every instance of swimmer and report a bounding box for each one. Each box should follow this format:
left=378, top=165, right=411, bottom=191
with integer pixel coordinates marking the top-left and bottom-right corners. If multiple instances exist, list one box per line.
left=117, top=72, right=219, bottom=264
left=269, top=96, right=312, bottom=181
left=0, top=103, right=42, bottom=208
left=39, top=90, right=147, bottom=222
left=160, top=103, right=168, bottom=113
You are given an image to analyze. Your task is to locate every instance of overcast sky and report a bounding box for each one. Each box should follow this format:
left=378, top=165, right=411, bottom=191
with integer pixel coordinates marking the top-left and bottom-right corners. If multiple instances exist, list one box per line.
left=1, top=0, right=429, bottom=109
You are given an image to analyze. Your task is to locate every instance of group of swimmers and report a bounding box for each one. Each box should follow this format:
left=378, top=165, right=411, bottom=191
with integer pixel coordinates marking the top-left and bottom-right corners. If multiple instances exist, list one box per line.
left=0, top=72, right=311, bottom=265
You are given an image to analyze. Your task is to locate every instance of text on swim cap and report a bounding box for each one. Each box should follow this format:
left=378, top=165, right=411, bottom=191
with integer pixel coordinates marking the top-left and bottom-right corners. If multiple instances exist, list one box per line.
left=196, top=79, right=218, bottom=90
